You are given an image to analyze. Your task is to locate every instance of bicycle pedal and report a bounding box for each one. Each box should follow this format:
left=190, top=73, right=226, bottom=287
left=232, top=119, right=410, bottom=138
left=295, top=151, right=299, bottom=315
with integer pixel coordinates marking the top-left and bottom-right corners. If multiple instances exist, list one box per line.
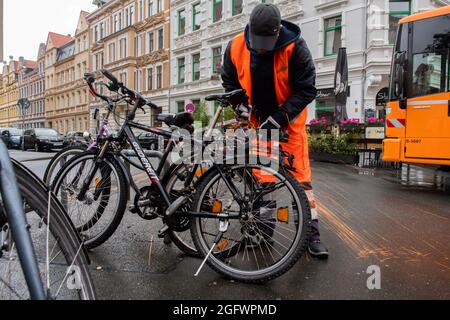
left=158, top=225, right=170, bottom=238
left=129, top=205, right=138, bottom=214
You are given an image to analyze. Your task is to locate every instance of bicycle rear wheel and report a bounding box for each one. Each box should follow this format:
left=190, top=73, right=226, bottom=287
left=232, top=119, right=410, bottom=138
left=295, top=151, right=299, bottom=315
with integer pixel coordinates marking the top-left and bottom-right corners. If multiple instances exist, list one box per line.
left=0, top=161, right=96, bottom=300
left=190, top=164, right=311, bottom=283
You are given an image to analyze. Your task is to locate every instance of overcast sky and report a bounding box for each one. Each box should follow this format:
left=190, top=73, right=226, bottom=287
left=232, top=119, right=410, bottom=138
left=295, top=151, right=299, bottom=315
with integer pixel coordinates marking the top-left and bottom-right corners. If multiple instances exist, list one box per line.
left=3, top=0, right=98, bottom=62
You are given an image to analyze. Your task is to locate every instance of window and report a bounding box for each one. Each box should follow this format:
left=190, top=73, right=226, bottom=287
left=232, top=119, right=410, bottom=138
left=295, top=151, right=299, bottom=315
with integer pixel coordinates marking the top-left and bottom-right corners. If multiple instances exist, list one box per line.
left=389, top=1, right=411, bottom=44
left=178, top=9, right=186, bottom=36
left=192, top=99, right=200, bottom=111
left=135, top=34, right=143, bottom=56
left=125, top=7, right=130, bottom=27
left=156, top=65, right=162, bottom=89
left=138, top=0, right=144, bottom=21
left=178, top=57, right=186, bottom=84
left=130, top=5, right=135, bottom=25
left=119, top=38, right=127, bottom=59
left=390, top=15, right=450, bottom=100
left=213, top=0, right=223, bottom=22
left=324, top=16, right=342, bottom=56
left=158, top=28, right=164, bottom=51
left=148, top=1, right=153, bottom=17
left=99, top=52, right=104, bottom=69
left=193, top=3, right=201, bottom=31
left=125, top=5, right=134, bottom=27
left=157, top=0, right=162, bottom=13
left=99, top=22, right=104, bottom=39
left=134, top=69, right=142, bottom=91
left=147, top=67, right=153, bottom=91
left=192, top=53, right=200, bottom=81
left=410, top=15, right=450, bottom=97
left=232, top=0, right=243, bottom=16
left=176, top=101, right=185, bottom=113
left=109, top=43, right=116, bottom=63
left=147, top=32, right=154, bottom=53
left=212, top=47, right=222, bottom=75
left=119, top=72, right=127, bottom=86
left=114, top=13, right=121, bottom=32
left=94, top=25, right=99, bottom=43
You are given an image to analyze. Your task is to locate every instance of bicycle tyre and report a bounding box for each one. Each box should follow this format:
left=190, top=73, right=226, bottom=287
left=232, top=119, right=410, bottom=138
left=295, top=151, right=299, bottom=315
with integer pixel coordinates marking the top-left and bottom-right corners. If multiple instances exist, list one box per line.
left=10, top=160, right=96, bottom=299
left=163, top=163, right=200, bottom=257
left=52, top=152, right=127, bottom=249
left=190, top=164, right=311, bottom=283
left=44, top=145, right=87, bottom=186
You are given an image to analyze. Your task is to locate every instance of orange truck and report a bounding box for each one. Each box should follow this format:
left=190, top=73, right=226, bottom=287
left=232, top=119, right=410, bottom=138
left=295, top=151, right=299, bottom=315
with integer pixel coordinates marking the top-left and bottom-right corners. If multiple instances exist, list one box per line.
left=383, top=6, right=450, bottom=166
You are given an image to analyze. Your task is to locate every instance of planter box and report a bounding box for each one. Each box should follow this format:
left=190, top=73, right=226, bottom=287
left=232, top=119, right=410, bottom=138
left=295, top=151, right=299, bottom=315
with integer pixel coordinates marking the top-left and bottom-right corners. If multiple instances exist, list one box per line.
left=310, top=152, right=359, bottom=165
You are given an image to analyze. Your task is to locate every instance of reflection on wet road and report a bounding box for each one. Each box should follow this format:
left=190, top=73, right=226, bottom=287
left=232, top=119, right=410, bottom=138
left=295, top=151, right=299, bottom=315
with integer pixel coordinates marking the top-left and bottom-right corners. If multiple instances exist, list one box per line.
left=313, top=162, right=449, bottom=299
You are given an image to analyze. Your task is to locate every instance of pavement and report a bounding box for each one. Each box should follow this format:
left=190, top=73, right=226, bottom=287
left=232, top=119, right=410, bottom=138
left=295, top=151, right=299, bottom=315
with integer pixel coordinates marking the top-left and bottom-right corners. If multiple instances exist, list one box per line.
left=9, top=150, right=450, bottom=300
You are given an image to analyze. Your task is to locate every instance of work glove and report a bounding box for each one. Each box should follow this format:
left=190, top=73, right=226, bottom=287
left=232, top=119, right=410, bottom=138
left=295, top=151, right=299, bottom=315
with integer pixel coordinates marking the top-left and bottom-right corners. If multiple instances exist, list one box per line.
left=233, top=103, right=252, bottom=121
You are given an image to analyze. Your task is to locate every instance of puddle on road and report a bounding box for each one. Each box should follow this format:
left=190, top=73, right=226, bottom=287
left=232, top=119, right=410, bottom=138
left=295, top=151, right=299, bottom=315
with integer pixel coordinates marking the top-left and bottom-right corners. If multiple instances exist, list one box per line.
left=356, top=165, right=450, bottom=192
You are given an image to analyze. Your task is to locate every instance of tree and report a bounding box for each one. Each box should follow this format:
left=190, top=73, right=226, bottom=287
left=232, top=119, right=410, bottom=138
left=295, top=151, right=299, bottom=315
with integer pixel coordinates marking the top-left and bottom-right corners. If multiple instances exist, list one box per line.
left=193, top=100, right=211, bottom=128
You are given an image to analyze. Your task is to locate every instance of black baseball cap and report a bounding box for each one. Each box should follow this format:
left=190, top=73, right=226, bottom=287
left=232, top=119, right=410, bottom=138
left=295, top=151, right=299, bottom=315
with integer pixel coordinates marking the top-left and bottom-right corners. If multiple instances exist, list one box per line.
left=249, top=4, right=282, bottom=51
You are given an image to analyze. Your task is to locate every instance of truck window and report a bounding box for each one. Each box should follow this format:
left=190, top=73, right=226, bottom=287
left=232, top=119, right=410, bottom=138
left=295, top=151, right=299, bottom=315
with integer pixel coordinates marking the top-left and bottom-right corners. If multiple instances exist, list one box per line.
left=410, top=14, right=450, bottom=97
left=390, top=23, right=409, bottom=101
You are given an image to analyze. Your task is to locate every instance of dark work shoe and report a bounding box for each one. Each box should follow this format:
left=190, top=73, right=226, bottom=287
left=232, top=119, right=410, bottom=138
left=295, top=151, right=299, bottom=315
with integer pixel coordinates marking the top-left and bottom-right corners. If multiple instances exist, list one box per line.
left=308, top=241, right=329, bottom=260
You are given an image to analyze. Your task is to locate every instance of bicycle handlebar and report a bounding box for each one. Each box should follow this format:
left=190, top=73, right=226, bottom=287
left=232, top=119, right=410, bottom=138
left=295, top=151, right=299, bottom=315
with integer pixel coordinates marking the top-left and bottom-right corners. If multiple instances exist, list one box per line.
left=84, top=70, right=159, bottom=120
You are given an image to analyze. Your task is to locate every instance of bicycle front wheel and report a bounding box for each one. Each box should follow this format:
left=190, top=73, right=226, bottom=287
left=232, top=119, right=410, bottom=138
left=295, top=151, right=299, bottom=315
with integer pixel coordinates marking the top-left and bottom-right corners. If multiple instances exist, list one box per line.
left=44, top=145, right=87, bottom=186
left=52, top=152, right=127, bottom=249
left=0, top=161, right=96, bottom=300
left=190, top=164, right=311, bottom=283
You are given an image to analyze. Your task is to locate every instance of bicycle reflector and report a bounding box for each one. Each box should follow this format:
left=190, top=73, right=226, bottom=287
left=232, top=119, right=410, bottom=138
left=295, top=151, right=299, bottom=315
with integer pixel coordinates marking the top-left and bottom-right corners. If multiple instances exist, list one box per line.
left=216, top=240, right=229, bottom=251
left=277, top=207, right=289, bottom=223
left=195, top=167, right=206, bottom=177
left=212, top=200, right=222, bottom=214
left=95, top=177, right=102, bottom=187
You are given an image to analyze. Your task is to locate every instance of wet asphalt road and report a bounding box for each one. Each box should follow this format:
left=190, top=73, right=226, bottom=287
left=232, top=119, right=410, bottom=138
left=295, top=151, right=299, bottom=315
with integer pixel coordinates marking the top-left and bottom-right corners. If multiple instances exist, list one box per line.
left=10, top=150, right=450, bottom=300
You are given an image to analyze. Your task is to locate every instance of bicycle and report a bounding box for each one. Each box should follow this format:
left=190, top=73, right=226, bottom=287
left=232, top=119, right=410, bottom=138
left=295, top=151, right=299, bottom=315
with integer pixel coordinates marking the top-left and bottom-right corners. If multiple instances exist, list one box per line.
left=52, top=69, right=311, bottom=282
left=0, top=140, right=96, bottom=299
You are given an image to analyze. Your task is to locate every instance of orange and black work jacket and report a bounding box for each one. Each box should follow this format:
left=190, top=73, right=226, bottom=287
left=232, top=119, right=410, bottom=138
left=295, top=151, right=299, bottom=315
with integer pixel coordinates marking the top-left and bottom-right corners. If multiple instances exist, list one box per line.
left=221, top=20, right=317, bottom=183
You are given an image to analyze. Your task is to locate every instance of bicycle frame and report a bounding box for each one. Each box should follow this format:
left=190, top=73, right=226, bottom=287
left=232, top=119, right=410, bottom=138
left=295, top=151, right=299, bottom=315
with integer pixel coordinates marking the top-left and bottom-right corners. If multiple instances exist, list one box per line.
left=0, top=141, right=46, bottom=300
left=78, top=101, right=247, bottom=220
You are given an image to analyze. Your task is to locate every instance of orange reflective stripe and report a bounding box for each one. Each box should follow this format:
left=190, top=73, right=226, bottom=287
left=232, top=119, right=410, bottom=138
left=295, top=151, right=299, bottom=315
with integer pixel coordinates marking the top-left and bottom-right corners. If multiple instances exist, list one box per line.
left=230, top=33, right=253, bottom=104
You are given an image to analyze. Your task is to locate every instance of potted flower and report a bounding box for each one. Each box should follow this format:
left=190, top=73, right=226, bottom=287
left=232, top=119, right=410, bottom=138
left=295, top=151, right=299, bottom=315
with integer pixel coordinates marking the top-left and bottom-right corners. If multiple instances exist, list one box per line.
left=308, top=117, right=331, bottom=134
left=365, top=118, right=385, bottom=127
left=309, top=132, right=359, bottom=165
left=339, top=118, right=364, bottom=141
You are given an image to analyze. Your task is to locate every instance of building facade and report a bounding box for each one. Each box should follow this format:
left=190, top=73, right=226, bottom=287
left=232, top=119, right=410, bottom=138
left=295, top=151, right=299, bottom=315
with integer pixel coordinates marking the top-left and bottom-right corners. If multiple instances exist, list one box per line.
left=0, top=58, right=19, bottom=128
left=169, top=0, right=448, bottom=120
left=17, top=49, right=47, bottom=129
left=28, top=44, right=47, bottom=129
left=87, top=0, right=170, bottom=132
left=45, top=12, right=91, bottom=133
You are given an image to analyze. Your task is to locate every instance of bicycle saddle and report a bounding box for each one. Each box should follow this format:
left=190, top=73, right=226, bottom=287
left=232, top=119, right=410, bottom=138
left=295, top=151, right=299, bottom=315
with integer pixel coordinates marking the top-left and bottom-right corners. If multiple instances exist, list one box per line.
left=205, top=89, right=248, bottom=106
left=157, top=113, right=175, bottom=126
left=157, top=112, right=194, bottom=134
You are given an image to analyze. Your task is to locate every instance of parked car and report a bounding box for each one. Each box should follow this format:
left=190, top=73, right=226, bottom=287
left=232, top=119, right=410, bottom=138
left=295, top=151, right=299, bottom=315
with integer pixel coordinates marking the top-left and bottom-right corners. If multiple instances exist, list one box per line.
left=0, top=128, right=22, bottom=149
left=22, top=128, right=65, bottom=152
left=137, top=132, right=163, bottom=150
left=7, top=128, right=23, bottom=149
left=0, top=129, right=12, bottom=148
left=65, top=131, right=91, bottom=146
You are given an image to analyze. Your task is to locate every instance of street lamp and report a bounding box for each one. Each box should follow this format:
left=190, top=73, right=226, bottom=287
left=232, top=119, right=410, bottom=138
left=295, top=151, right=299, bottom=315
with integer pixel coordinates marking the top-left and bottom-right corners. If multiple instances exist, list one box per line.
left=17, top=97, right=30, bottom=129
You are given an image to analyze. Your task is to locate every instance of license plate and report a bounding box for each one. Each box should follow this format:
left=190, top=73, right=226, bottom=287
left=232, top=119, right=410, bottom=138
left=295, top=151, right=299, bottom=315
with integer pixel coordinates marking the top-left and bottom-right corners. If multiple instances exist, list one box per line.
left=53, top=143, right=63, bottom=147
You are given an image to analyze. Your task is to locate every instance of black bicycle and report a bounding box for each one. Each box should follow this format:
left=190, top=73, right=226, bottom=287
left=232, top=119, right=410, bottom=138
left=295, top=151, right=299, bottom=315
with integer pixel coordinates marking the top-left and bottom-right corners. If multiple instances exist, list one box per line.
left=51, top=69, right=311, bottom=282
left=0, top=140, right=96, bottom=300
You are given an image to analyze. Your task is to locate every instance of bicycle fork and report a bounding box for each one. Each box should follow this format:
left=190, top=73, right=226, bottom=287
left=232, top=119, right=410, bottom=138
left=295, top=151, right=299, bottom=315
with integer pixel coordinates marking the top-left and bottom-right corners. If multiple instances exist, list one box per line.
left=77, top=141, right=110, bottom=201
